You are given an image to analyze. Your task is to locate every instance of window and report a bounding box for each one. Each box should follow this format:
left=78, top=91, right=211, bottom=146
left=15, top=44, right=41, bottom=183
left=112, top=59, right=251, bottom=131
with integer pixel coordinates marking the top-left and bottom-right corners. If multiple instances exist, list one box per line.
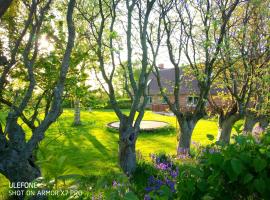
left=194, top=97, right=199, bottom=104
left=161, top=97, right=167, bottom=104
left=147, top=96, right=152, bottom=104
left=187, top=96, right=199, bottom=106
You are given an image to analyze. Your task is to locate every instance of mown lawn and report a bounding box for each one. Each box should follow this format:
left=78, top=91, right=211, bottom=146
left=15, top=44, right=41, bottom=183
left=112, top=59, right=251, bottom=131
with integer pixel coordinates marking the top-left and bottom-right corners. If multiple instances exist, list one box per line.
left=0, top=109, right=225, bottom=197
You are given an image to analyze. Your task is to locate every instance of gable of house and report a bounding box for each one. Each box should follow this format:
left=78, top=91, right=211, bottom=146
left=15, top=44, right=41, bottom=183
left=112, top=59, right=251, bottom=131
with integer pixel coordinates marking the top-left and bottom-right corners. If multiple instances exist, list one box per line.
left=148, top=67, right=226, bottom=96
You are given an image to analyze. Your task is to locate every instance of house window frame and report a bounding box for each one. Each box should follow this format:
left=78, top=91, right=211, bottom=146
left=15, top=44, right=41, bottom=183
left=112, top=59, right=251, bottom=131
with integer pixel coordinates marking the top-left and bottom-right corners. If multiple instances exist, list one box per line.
left=187, top=96, right=199, bottom=106
left=161, top=97, right=167, bottom=104
left=147, top=96, right=152, bottom=104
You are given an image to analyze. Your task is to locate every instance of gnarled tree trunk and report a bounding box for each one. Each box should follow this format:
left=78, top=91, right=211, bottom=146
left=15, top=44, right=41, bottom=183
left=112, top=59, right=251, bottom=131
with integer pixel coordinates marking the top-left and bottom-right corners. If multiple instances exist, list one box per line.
left=218, top=114, right=240, bottom=143
left=243, top=114, right=257, bottom=135
left=258, top=116, right=269, bottom=130
left=118, top=119, right=137, bottom=175
left=243, top=114, right=269, bottom=135
left=177, top=117, right=196, bottom=155
left=0, top=115, right=41, bottom=200
left=0, top=150, right=41, bottom=200
left=73, top=98, right=81, bottom=125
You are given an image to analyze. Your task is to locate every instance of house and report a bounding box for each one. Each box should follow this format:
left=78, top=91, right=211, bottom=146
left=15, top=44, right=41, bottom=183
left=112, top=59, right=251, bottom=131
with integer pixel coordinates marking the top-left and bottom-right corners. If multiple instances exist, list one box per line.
left=147, top=65, right=227, bottom=112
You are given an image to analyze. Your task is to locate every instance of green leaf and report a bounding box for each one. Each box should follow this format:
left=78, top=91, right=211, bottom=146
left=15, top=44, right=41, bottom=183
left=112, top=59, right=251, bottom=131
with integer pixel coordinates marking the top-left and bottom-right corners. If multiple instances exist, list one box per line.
left=159, top=185, right=172, bottom=198
left=231, top=158, right=243, bottom=176
left=253, top=158, right=267, bottom=172
left=197, top=181, right=207, bottom=192
left=254, top=178, right=265, bottom=194
left=209, top=153, right=223, bottom=166
left=206, top=134, right=215, bottom=141
left=202, top=195, right=214, bottom=200
left=243, top=173, right=253, bottom=184
left=124, top=191, right=139, bottom=200
left=224, top=160, right=237, bottom=181
left=110, top=31, right=118, bottom=39
left=239, top=152, right=251, bottom=164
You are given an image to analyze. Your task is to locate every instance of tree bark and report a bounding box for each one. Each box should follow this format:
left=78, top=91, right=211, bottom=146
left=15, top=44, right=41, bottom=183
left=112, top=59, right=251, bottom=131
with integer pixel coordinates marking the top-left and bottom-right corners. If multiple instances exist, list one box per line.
left=73, top=98, right=81, bottom=125
left=0, top=115, right=46, bottom=200
left=118, top=119, right=137, bottom=175
left=177, top=118, right=196, bottom=155
left=0, top=148, right=41, bottom=200
left=258, top=116, right=269, bottom=130
left=218, top=114, right=240, bottom=143
left=0, top=0, right=13, bottom=19
left=243, top=114, right=257, bottom=135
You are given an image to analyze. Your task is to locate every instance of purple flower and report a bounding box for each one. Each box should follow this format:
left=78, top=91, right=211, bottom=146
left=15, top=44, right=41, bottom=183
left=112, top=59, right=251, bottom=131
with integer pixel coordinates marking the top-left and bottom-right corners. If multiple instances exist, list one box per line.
left=112, top=180, right=118, bottom=187
left=209, top=149, right=215, bottom=154
left=206, top=148, right=220, bottom=154
left=144, top=194, right=151, bottom=200
left=156, top=163, right=168, bottom=170
left=145, top=186, right=153, bottom=192
left=165, top=179, right=176, bottom=193
left=156, top=179, right=163, bottom=186
left=177, top=154, right=189, bottom=159
left=148, top=176, right=155, bottom=184
left=150, top=153, right=156, bottom=160
left=170, top=169, right=179, bottom=178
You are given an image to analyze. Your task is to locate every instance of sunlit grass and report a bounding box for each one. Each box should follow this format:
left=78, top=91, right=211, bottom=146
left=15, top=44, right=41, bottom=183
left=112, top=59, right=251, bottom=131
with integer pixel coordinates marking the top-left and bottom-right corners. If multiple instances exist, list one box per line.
left=0, top=109, right=230, bottom=197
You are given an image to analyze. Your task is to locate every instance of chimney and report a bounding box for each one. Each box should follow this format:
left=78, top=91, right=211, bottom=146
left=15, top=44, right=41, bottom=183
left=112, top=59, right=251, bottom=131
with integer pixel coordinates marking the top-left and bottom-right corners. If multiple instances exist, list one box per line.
left=158, top=63, right=164, bottom=70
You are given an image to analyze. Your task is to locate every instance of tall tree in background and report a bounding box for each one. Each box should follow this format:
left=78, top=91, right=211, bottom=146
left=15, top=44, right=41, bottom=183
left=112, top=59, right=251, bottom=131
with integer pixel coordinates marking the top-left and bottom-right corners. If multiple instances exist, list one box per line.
left=209, top=0, right=270, bottom=143
left=66, top=42, right=90, bottom=126
left=77, top=0, right=155, bottom=174
left=150, top=0, right=239, bottom=154
left=0, top=0, right=75, bottom=197
left=242, top=1, right=270, bottom=134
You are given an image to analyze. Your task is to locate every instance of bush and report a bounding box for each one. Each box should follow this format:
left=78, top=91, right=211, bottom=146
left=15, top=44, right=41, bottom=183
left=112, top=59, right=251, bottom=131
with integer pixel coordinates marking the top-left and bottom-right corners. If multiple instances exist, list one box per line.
left=31, top=171, right=139, bottom=200
left=104, top=99, right=132, bottom=109
left=177, top=133, right=270, bottom=200
left=62, top=98, right=73, bottom=108
left=131, top=153, right=178, bottom=200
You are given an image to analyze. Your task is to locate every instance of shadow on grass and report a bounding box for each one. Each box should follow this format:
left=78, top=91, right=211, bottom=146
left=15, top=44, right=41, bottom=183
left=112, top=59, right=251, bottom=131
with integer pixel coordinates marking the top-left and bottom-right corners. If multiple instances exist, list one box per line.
left=77, top=126, right=110, bottom=157
left=38, top=119, right=119, bottom=178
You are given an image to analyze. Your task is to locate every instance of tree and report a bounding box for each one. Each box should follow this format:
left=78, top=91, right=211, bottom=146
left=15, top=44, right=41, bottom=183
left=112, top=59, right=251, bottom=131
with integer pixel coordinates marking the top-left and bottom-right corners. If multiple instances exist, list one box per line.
left=113, top=61, right=141, bottom=98
left=209, top=0, right=270, bottom=143
left=0, top=0, right=75, bottom=197
left=66, top=44, right=90, bottom=126
left=242, top=1, right=270, bottom=134
left=77, top=0, right=156, bottom=174
left=149, top=0, right=239, bottom=154
left=0, top=0, right=13, bottom=19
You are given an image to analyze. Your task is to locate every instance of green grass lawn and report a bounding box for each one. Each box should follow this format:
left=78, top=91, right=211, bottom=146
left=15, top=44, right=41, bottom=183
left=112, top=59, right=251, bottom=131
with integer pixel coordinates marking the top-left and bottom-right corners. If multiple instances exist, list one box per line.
left=0, top=109, right=225, bottom=197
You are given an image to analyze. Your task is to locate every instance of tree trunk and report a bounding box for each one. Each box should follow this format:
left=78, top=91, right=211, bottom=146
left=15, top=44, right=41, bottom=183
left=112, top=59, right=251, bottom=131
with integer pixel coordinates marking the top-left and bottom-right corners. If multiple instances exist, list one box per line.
left=0, top=149, right=41, bottom=200
left=177, top=118, right=196, bottom=155
left=243, top=114, right=257, bottom=135
left=0, top=0, right=13, bottom=19
left=218, top=114, right=239, bottom=143
left=118, top=120, right=137, bottom=175
left=1, top=116, right=48, bottom=200
left=258, top=116, right=269, bottom=130
left=73, top=98, right=81, bottom=126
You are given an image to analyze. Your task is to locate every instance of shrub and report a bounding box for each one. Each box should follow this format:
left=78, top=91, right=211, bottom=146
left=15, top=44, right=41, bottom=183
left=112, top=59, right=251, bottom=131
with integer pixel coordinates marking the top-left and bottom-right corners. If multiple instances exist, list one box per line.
left=104, top=99, right=132, bottom=109
left=177, top=133, right=270, bottom=200
left=132, top=153, right=178, bottom=200
left=31, top=171, right=139, bottom=199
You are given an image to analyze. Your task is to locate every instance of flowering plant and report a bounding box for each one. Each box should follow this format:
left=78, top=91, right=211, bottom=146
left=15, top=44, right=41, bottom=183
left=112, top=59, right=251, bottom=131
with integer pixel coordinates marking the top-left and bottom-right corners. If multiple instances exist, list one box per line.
left=144, top=153, right=178, bottom=199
